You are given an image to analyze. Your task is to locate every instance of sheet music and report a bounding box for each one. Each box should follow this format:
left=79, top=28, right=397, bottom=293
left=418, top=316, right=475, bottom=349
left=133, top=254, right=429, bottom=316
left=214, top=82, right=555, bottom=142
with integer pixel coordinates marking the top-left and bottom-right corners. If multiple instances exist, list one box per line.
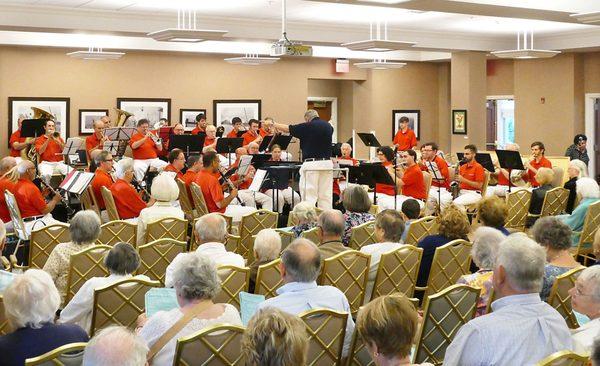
left=59, top=170, right=95, bottom=195
left=248, top=169, right=267, bottom=192
left=237, top=155, right=253, bottom=176
left=424, top=161, right=444, bottom=181
left=336, top=159, right=355, bottom=166
left=145, top=288, right=178, bottom=317
left=62, top=138, right=84, bottom=155
left=239, top=291, right=265, bottom=326
left=104, top=127, right=136, bottom=141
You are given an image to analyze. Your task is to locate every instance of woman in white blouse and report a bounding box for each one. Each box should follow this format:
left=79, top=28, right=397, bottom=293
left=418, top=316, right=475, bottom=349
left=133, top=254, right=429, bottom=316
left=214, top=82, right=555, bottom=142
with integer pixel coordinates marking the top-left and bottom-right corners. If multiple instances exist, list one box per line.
left=136, top=173, right=185, bottom=247
left=58, top=242, right=148, bottom=334
left=569, top=265, right=600, bottom=354
left=137, top=253, right=242, bottom=366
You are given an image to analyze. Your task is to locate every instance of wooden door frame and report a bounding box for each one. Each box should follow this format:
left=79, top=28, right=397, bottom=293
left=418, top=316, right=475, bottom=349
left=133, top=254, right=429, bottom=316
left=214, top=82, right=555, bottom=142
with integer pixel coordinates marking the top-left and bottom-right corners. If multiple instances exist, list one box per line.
left=585, top=93, right=600, bottom=178
left=307, top=97, right=338, bottom=143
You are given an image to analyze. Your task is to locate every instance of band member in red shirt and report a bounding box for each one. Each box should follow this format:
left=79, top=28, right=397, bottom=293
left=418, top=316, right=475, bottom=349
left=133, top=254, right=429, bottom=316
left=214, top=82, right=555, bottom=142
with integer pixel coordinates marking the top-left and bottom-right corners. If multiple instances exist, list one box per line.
left=226, top=117, right=243, bottom=138
left=392, top=116, right=418, bottom=151
left=241, top=119, right=263, bottom=147
left=453, top=144, right=486, bottom=209
left=419, top=142, right=452, bottom=214
left=191, top=113, right=207, bottom=135
left=85, top=119, right=109, bottom=157
left=202, top=125, right=218, bottom=152
left=9, top=116, right=30, bottom=162
left=110, top=158, right=153, bottom=220
left=164, top=148, right=185, bottom=180
left=0, top=157, right=17, bottom=227
left=35, top=120, right=71, bottom=183
left=259, top=117, right=275, bottom=138
left=376, top=149, right=426, bottom=210
left=91, top=151, right=115, bottom=211
left=523, top=141, right=552, bottom=187
left=129, top=119, right=168, bottom=182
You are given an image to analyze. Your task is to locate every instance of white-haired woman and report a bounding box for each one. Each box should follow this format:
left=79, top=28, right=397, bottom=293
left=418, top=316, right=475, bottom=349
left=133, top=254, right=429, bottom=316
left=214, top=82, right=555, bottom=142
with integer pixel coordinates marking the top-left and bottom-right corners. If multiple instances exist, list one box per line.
left=136, top=173, right=185, bottom=247
left=558, top=177, right=600, bottom=245
left=137, top=253, right=242, bottom=366
left=249, top=229, right=282, bottom=293
left=0, top=269, right=88, bottom=365
left=291, top=201, right=318, bottom=237
left=569, top=266, right=600, bottom=354
left=564, top=159, right=588, bottom=214
left=43, top=210, right=101, bottom=303
left=456, top=227, right=505, bottom=316
left=110, top=157, right=153, bottom=221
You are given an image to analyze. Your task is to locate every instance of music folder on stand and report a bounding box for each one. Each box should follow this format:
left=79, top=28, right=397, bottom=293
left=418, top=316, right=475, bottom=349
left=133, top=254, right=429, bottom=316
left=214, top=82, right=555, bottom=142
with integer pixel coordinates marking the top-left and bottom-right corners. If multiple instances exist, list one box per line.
left=261, top=162, right=302, bottom=211
left=62, top=138, right=86, bottom=166
left=348, top=162, right=395, bottom=205
left=216, top=137, right=244, bottom=166
left=169, top=135, right=205, bottom=156
left=20, top=119, right=46, bottom=139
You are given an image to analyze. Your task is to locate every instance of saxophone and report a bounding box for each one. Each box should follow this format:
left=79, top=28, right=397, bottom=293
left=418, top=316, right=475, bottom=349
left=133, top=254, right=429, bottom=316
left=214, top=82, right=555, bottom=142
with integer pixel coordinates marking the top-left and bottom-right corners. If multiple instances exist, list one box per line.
left=450, top=157, right=462, bottom=199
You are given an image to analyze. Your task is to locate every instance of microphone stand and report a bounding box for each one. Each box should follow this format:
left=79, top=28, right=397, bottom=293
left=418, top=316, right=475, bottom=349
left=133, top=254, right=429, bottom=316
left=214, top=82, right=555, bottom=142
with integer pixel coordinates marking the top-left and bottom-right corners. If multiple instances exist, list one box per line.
left=393, top=148, right=399, bottom=210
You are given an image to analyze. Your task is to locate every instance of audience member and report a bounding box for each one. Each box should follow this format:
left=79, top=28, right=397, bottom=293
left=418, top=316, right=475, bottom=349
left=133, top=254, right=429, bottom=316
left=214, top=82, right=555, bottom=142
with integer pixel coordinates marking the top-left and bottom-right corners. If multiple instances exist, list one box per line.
left=569, top=266, right=600, bottom=354
left=564, top=159, right=588, bottom=214
left=342, top=186, right=375, bottom=245
left=526, top=167, right=555, bottom=227
left=249, top=229, right=282, bottom=293
left=290, top=201, right=318, bottom=237
left=317, top=209, right=347, bottom=258
left=558, top=177, right=600, bottom=244
left=83, top=326, right=148, bottom=366
left=400, top=198, right=421, bottom=242
left=476, top=196, right=509, bottom=235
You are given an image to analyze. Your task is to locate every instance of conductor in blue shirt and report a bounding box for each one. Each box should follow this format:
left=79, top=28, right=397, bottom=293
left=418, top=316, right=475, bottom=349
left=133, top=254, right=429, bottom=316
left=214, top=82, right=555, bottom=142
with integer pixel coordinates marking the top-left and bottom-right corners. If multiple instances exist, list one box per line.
left=269, top=110, right=334, bottom=209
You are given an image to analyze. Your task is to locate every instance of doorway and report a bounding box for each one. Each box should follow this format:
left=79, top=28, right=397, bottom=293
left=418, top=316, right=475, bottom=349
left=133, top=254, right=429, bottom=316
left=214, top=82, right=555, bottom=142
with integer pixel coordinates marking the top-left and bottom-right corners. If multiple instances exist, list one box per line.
left=307, top=97, right=338, bottom=143
left=486, top=96, right=515, bottom=150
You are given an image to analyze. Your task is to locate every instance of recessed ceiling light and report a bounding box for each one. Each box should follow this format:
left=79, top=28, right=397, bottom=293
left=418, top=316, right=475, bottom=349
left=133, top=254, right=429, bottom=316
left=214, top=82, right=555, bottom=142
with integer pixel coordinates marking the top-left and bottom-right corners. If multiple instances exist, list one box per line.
left=66, top=48, right=124, bottom=60
left=147, top=9, right=227, bottom=43
left=224, top=54, right=280, bottom=66
left=354, top=59, right=407, bottom=69
left=491, top=30, right=559, bottom=60
left=342, top=21, right=416, bottom=52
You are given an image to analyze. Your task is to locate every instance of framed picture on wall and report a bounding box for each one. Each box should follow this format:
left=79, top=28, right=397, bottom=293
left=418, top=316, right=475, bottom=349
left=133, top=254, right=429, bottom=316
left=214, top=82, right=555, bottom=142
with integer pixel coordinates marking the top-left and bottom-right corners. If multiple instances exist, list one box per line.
left=180, top=109, right=207, bottom=132
left=452, top=109, right=467, bottom=134
left=213, top=99, right=261, bottom=136
left=116, top=98, right=171, bottom=128
left=8, top=97, right=70, bottom=146
left=392, top=110, right=420, bottom=140
left=79, top=109, right=108, bottom=135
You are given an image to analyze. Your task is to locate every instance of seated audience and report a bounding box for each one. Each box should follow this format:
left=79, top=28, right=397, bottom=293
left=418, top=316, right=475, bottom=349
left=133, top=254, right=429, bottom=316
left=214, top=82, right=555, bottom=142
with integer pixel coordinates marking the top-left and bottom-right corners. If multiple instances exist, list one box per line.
left=569, top=266, right=600, bottom=354
left=360, top=209, right=405, bottom=300
left=317, top=209, right=348, bottom=258
left=83, top=326, right=148, bottom=366
left=558, top=177, right=600, bottom=244
left=110, top=158, right=152, bottom=221
left=43, top=210, right=101, bottom=302
left=242, top=307, right=309, bottom=366
left=400, top=198, right=421, bottom=243
left=258, top=239, right=354, bottom=357
left=290, top=201, right=318, bottom=237
left=342, top=185, right=375, bottom=245
left=138, top=253, right=242, bottom=366
left=531, top=217, right=582, bottom=301
left=249, top=229, right=282, bottom=293
left=59, top=243, right=148, bottom=333
left=564, top=159, right=588, bottom=214
left=136, top=173, right=185, bottom=247
left=477, top=196, right=510, bottom=235
left=526, top=167, right=554, bottom=228
left=0, top=269, right=88, bottom=366
left=444, top=234, right=573, bottom=365
left=457, top=227, right=504, bottom=316
left=165, top=213, right=244, bottom=287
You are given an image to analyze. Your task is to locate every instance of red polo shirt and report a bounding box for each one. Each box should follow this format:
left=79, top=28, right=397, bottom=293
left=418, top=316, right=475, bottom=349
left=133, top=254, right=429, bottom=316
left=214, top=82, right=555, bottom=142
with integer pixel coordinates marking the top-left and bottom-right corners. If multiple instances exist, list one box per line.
left=129, top=132, right=159, bottom=160
left=527, top=156, right=552, bottom=187
left=375, top=161, right=396, bottom=196
left=14, top=179, right=47, bottom=218
left=9, top=130, right=25, bottom=158
left=393, top=129, right=417, bottom=151
left=420, top=155, right=450, bottom=189
left=459, top=160, right=485, bottom=191
left=85, top=134, right=103, bottom=155
left=402, top=164, right=426, bottom=199
left=226, top=130, right=239, bottom=138
left=91, top=169, right=114, bottom=209
left=497, top=169, right=510, bottom=186
left=0, top=178, right=17, bottom=222
left=34, top=135, right=64, bottom=162
left=204, top=137, right=216, bottom=147
left=164, top=164, right=184, bottom=180
left=195, top=170, right=225, bottom=213
left=110, top=179, right=146, bottom=219
left=191, top=127, right=206, bottom=135
left=242, top=131, right=259, bottom=146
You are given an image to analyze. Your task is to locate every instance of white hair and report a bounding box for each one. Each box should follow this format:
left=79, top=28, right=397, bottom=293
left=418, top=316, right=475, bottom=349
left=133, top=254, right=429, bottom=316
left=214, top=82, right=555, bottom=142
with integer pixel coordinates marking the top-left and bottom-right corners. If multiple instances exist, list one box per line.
left=195, top=213, right=227, bottom=243
left=471, top=227, right=504, bottom=269
left=171, top=253, right=221, bottom=301
left=115, top=158, right=134, bottom=179
left=83, top=326, right=148, bottom=366
left=495, top=234, right=545, bottom=293
left=576, top=177, right=600, bottom=199
left=17, top=161, right=34, bottom=175
left=579, top=266, right=600, bottom=302
left=151, top=173, right=180, bottom=201
left=569, top=159, right=588, bottom=178
left=254, top=229, right=282, bottom=261
left=341, top=143, right=352, bottom=150
left=292, top=201, right=317, bottom=224
left=70, top=210, right=101, bottom=244
left=3, top=269, right=61, bottom=329
left=206, top=125, right=216, bottom=132
left=304, top=109, right=319, bottom=121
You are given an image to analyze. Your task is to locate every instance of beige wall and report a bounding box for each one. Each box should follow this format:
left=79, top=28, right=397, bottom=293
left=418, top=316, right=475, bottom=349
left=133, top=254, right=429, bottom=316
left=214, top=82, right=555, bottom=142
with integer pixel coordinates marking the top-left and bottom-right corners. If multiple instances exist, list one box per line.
left=486, top=59, right=514, bottom=97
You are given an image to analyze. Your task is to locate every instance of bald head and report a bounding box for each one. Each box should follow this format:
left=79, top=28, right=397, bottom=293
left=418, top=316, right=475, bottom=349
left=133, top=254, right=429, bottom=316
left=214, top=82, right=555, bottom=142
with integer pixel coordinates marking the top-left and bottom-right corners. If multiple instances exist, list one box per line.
left=318, top=209, right=345, bottom=239
left=0, top=157, right=17, bottom=174
left=281, top=239, right=322, bottom=283
left=18, top=161, right=34, bottom=176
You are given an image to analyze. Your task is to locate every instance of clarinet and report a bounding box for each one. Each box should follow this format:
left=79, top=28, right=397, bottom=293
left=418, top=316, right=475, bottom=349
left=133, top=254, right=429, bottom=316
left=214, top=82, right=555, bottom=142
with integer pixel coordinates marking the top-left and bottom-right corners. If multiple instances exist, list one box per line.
left=218, top=166, right=245, bottom=206
left=38, top=178, right=75, bottom=217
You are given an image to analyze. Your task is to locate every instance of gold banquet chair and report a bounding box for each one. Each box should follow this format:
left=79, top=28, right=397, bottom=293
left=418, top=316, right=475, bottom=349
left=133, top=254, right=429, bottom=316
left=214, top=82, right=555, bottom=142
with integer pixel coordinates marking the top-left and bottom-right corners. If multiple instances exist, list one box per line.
left=215, top=265, right=250, bottom=310
left=371, top=245, right=423, bottom=301
left=96, top=220, right=137, bottom=247
left=416, top=239, right=472, bottom=299
left=173, top=324, right=246, bottom=366
left=528, top=187, right=570, bottom=220
left=144, top=216, right=187, bottom=243
left=348, top=220, right=377, bottom=251
left=547, top=266, right=585, bottom=329
left=505, top=189, right=532, bottom=231
left=90, top=277, right=160, bottom=336
left=24, top=342, right=87, bottom=366
left=404, top=216, right=439, bottom=246
left=238, top=210, right=278, bottom=262
left=190, top=182, right=210, bottom=217
left=0, top=296, right=9, bottom=335
left=80, top=185, right=101, bottom=219
left=300, top=226, right=320, bottom=245
left=319, top=250, right=370, bottom=316
left=137, top=239, right=187, bottom=285
left=275, top=229, right=296, bottom=253
left=27, top=223, right=71, bottom=270
left=571, top=200, right=600, bottom=264
left=413, top=284, right=480, bottom=365
left=100, top=187, right=120, bottom=221
left=254, top=258, right=283, bottom=298
left=176, top=178, right=197, bottom=221
left=5, top=191, right=29, bottom=257
left=300, top=308, right=348, bottom=366
left=64, top=245, right=112, bottom=304
left=536, top=350, right=589, bottom=366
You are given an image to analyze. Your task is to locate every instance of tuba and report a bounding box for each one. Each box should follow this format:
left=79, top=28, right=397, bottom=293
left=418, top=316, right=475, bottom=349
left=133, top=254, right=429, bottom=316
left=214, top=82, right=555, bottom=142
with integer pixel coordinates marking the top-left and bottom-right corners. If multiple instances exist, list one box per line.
left=22, top=107, right=56, bottom=161
left=114, top=108, right=134, bottom=127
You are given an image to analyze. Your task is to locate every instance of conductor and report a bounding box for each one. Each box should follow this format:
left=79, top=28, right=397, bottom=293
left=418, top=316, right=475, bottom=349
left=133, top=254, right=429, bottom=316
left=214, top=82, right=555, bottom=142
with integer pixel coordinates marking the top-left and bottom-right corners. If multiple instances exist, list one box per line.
left=270, top=109, right=334, bottom=209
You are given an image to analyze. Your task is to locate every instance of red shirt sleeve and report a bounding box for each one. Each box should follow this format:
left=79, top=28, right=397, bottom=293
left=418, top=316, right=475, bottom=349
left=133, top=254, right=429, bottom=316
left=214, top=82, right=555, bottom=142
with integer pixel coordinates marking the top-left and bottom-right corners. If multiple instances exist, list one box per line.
left=209, top=176, right=224, bottom=207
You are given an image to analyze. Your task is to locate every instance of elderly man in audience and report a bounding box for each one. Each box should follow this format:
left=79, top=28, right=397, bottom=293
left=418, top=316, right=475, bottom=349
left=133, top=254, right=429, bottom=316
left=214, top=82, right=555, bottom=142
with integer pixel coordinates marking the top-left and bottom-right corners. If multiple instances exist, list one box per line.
left=531, top=217, right=582, bottom=301
left=342, top=185, right=375, bottom=245
left=83, top=326, right=148, bottom=366
left=110, top=157, right=154, bottom=221
left=564, top=159, right=588, bottom=214
left=569, top=266, right=600, bottom=354
left=457, top=227, right=505, bottom=316
left=249, top=229, right=282, bottom=293
left=243, top=308, right=309, bottom=366
left=290, top=201, right=318, bottom=237
left=165, top=213, right=244, bottom=287
left=257, top=238, right=354, bottom=357
left=43, top=210, right=101, bottom=303
left=477, top=196, right=510, bottom=235
left=138, top=253, right=242, bottom=366
left=400, top=198, right=420, bottom=243
left=136, top=173, right=184, bottom=247
left=317, top=209, right=348, bottom=258
left=525, top=167, right=555, bottom=228
left=557, top=177, right=600, bottom=244
left=0, top=269, right=88, bottom=366
left=59, top=243, right=148, bottom=334
left=360, top=209, right=405, bottom=300
left=444, top=234, right=572, bottom=365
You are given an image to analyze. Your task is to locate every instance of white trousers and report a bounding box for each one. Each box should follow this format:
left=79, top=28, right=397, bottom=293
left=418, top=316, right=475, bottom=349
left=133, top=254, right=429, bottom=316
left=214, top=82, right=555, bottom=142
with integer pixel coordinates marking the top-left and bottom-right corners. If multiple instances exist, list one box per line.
left=38, top=161, right=71, bottom=183
left=369, top=192, right=424, bottom=211
left=485, top=185, right=529, bottom=198
left=224, top=205, right=257, bottom=223
left=133, top=158, right=168, bottom=182
left=237, top=190, right=274, bottom=211
left=425, top=187, right=453, bottom=215
left=299, top=160, right=334, bottom=210
left=22, top=214, right=61, bottom=240
left=264, top=188, right=301, bottom=212
left=453, top=190, right=482, bottom=209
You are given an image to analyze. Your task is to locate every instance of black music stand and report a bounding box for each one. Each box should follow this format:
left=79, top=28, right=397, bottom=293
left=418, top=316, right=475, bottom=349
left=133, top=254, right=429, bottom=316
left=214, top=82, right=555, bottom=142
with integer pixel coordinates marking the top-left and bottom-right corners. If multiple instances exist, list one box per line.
left=348, top=163, right=395, bottom=205
left=236, top=130, right=245, bottom=138
left=496, top=150, right=526, bottom=193
left=332, top=143, right=342, bottom=157
left=21, top=119, right=46, bottom=140
left=259, top=135, right=273, bottom=152
left=357, top=133, right=382, bottom=148
left=170, top=135, right=205, bottom=156
left=250, top=154, right=272, bottom=170
left=456, top=152, right=495, bottom=172
left=261, top=163, right=301, bottom=210
left=62, top=138, right=85, bottom=166
left=216, top=138, right=244, bottom=166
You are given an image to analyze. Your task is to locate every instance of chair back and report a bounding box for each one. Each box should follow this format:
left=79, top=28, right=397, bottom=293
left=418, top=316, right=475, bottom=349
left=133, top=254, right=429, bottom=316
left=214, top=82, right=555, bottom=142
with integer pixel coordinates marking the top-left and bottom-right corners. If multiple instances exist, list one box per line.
left=238, top=210, right=278, bottom=261
left=190, top=182, right=209, bottom=217
left=90, top=278, right=160, bottom=335
left=422, top=171, right=433, bottom=202
left=24, top=342, right=87, bottom=366
left=176, top=178, right=196, bottom=220
left=347, top=328, right=374, bottom=366
left=287, top=211, right=299, bottom=227
left=547, top=266, right=585, bottom=329
left=300, top=308, right=348, bottom=366
left=300, top=226, right=320, bottom=245
left=254, top=259, right=283, bottom=299
left=348, top=220, right=377, bottom=250
left=29, top=223, right=71, bottom=269
left=371, top=245, right=423, bottom=300
left=319, top=250, right=370, bottom=316
left=0, top=296, right=8, bottom=335
left=574, top=200, right=600, bottom=260
left=215, top=265, right=250, bottom=309
left=536, top=350, right=590, bottom=366
left=145, top=216, right=187, bottom=243
left=96, top=220, right=137, bottom=247
left=5, top=191, right=27, bottom=241
left=540, top=187, right=570, bottom=217
left=137, top=239, right=187, bottom=285
left=80, top=185, right=101, bottom=218
left=173, top=324, right=246, bottom=366
left=423, top=239, right=472, bottom=298
left=64, top=245, right=112, bottom=304
left=481, top=170, right=491, bottom=195
left=505, top=189, right=532, bottom=231
left=101, top=187, right=120, bottom=221
left=275, top=229, right=295, bottom=253
left=404, top=216, right=439, bottom=246
left=413, top=284, right=480, bottom=365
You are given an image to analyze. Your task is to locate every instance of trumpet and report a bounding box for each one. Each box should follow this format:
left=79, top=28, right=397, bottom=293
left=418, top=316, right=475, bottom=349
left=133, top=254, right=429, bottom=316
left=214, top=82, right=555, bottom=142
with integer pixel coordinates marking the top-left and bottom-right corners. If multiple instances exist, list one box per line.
left=147, top=131, right=162, bottom=145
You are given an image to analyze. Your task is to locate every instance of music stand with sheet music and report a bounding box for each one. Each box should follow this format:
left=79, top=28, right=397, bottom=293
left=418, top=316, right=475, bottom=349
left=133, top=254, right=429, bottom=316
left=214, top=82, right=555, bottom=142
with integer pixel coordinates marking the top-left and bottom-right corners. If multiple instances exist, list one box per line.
left=259, top=135, right=273, bottom=152
left=495, top=149, right=526, bottom=193
left=357, top=133, right=382, bottom=148
left=216, top=137, right=244, bottom=165
left=169, top=135, right=205, bottom=156
left=62, top=138, right=85, bottom=166
left=236, top=130, right=246, bottom=138
left=423, top=160, right=445, bottom=215
left=261, top=162, right=302, bottom=210
left=456, top=152, right=495, bottom=172
left=348, top=163, right=395, bottom=205
left=103, top=141, right=121, bottom=157
left=104, top=127, right=136, bottom=141
left=250, top=154, right=272, bottom=170
left=269, top=134, right=293, bottom=152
